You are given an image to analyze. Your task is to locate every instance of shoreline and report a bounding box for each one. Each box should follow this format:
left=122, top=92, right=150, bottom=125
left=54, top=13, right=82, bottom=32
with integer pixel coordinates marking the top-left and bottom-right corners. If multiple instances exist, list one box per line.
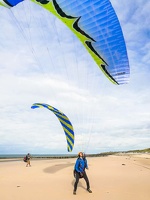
left=0, top=152, right=150, bottom=164
left=0, top=152, right=150, bottom=159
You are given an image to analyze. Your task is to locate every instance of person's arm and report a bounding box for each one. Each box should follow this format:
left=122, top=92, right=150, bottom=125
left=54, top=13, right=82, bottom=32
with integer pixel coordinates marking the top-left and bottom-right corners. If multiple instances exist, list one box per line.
left=85, top=159, right=89, bottom=169
left=75, top=159, right=81, bottom=173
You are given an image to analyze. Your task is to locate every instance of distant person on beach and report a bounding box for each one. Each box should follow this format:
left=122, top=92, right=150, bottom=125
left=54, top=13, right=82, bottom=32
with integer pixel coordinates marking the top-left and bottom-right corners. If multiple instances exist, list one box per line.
left=26, top=153, right=31, bottom=167
left=73, top=152, right=92, bottom=195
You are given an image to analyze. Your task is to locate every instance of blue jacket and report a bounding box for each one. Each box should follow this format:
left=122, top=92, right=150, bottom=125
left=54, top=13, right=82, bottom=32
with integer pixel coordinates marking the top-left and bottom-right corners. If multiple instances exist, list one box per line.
left=74, top=157, right=88, bottom=173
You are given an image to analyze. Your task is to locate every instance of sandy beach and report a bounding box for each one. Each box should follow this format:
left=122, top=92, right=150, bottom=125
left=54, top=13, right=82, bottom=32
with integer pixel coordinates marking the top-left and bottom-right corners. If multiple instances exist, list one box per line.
left=0, top=154, right=150, bottom=200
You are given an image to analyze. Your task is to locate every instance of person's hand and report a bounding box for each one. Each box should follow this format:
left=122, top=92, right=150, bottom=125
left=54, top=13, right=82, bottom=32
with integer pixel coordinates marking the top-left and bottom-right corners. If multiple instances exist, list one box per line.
left=80, top=172, right=83, bottom=177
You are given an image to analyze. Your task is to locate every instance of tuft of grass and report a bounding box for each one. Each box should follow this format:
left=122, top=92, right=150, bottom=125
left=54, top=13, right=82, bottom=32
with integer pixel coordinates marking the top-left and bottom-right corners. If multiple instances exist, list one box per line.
left=126, top=148, right=150, bottom=153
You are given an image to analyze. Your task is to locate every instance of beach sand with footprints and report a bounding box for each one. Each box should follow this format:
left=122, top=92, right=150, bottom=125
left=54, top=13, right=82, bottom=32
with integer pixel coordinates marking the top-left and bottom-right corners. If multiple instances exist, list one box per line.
left=0, top=154, right=150, bottom=200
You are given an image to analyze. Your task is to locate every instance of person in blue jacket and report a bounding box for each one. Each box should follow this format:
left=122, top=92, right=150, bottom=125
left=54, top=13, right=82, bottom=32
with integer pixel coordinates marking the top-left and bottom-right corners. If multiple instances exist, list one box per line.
left=73, top=152, right=92, bottom=195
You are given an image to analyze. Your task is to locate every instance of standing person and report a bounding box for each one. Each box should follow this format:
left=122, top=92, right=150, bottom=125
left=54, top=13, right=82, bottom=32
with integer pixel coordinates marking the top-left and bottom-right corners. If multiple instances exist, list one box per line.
left=26, top=153, right=31, bottom=167
left=73, top=152, right=92, bottom=195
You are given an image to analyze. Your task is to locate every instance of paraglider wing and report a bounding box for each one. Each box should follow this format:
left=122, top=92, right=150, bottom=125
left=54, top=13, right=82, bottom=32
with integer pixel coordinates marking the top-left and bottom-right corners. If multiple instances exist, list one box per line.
left=0, top=0, right=129, bottom=85
left=31, top=103, right=74, bottom=152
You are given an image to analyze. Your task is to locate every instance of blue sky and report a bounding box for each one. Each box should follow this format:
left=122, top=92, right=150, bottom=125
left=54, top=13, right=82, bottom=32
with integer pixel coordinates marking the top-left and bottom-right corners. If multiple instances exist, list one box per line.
left=0, top=0, right=150, bottom=154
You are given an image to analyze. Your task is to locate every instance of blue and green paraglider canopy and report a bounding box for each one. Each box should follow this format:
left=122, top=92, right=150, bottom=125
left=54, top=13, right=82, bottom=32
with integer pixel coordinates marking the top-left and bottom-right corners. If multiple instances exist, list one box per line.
left=0, top=0, right=130, bottom=85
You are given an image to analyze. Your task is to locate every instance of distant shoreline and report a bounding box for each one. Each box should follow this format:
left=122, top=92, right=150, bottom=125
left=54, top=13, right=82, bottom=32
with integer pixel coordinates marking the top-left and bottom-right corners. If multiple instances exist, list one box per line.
left=0, top=151, right=150, bottom=161
left=0, top=153, right=150, bottom=163
left=0, top=153, right=106, bottom=160
left=0, top=152, right=114, bottom=161
left=0, top=148, right=149, bottom=161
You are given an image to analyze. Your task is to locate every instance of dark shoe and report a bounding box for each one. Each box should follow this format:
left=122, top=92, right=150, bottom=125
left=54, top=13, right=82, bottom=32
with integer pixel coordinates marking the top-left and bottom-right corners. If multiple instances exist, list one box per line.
left=87, top=188, right=92, bottom=193
left=73, top=191, right=76, bottom=195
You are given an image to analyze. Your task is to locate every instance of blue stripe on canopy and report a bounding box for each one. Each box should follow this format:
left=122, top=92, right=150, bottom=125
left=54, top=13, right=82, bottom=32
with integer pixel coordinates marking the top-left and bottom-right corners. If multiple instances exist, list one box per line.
left=31, top=103, right=74, bottom=152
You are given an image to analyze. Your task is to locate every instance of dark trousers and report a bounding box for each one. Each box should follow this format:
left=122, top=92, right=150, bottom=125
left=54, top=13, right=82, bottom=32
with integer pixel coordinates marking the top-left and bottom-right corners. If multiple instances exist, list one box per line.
left=74, top=171, right=90, bottom=191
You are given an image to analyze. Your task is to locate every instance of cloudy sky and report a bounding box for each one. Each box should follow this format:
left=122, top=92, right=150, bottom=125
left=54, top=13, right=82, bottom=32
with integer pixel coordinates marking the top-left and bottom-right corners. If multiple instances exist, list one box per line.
left=0, top=0, right=150, bottom=155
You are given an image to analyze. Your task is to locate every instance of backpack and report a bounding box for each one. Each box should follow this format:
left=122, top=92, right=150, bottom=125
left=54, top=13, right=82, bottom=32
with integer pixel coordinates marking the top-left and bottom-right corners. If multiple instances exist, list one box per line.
left=73, top=169, right=84, bottom=178
left=23, top=156, right=27, bottom=162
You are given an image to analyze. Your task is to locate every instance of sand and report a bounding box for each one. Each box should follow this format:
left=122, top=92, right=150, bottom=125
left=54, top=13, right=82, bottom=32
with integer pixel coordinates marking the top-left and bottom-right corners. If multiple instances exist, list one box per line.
left=0, top=154, right=150, bottom=200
